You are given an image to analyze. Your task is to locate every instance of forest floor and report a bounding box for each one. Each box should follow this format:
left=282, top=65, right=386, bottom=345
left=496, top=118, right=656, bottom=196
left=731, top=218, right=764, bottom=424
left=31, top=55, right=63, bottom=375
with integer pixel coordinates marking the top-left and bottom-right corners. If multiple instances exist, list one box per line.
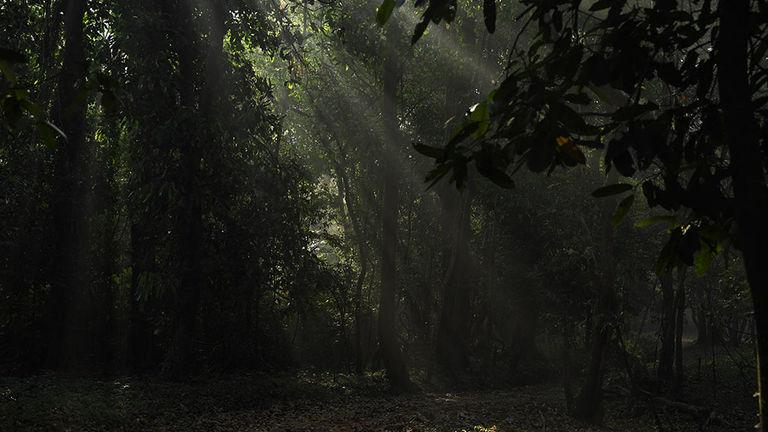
left=0, top=345, right=756, bottom=432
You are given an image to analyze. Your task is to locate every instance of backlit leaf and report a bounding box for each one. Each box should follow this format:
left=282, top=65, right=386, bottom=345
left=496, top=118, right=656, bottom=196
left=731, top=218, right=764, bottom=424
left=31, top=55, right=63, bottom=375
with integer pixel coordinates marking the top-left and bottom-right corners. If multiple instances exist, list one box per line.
left=376, top=0, right=396, bottom=26
left=611, top=193, right=635, bottom=228
left=591, top=183, right=633, bottom=198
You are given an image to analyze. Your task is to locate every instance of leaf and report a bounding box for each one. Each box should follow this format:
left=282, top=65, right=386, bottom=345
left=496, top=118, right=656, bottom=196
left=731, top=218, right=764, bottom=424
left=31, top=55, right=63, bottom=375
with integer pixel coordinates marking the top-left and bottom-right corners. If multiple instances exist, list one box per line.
left=425, top=163, right=451, bottom=189
left=444, top=122, right=479, bottom=158
left=634, top=214, right=677, bottom=229
left=655, top=235, right=678, bottom=275
left=475, top=147, right=513, bottom=188
left=611, top=193, right=635, bottom=227
left=486, top=170, right=514, bottom=188
left=37, top=121, right=58, bottom=150
left=694, top=240, right=721, bottom=276
left=563, top=92, right=591, bottom=105
left=412, top=142, right=443, bottom=159
left=483, top=0, right=496, bottom=33
left=468, top=101, right=490, bottom=139
left=589, top=0, right=612, bottom=11
left=19, top=98, right=43, bottom=118
left=591, top=183, right=633, bottom=198
left=411, top=18, right=429, bottom=44
left=556, top=137, right=586, bottom=166
left=37, top=120, right=66, bottom=149
left=612, top=102, right=659, bottom=122
left=376, top=0, right=396, bottom=26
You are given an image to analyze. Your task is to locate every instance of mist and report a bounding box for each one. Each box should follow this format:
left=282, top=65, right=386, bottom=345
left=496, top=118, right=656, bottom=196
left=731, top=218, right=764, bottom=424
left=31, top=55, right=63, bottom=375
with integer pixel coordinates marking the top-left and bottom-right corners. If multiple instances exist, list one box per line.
left=0, top=0, right=765, bottom=431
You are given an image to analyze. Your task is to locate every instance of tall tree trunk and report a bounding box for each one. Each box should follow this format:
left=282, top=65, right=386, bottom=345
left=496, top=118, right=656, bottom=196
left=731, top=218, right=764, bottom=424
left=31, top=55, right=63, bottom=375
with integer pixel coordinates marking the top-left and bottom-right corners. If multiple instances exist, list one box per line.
left=377, top=25, right=412, bottom=392
left=46, top=0, right=91, bottom=371
left=716, top=2, right=768, bottom=429
left=657, top=270, right=675, bottom=382
left=434, top=10, right=481, bottom=376
left=161, top=0, right=204, bottom=380
left=333, top=153, right=371, bottom=375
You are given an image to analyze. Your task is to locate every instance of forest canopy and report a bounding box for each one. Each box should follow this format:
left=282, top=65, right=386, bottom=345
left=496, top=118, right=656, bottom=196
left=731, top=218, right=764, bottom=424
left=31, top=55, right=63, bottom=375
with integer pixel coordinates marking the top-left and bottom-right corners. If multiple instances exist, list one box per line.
left=1, top=0, right=768, bottom=430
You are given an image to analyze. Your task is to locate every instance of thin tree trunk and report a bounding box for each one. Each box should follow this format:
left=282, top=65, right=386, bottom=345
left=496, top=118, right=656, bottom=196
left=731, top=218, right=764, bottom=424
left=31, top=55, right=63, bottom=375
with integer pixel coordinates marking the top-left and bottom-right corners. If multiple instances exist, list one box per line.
left=334, top=156, right=370, bottom=374
left=128, top=223, right=153, bottom=371
left=716, top=2, right=768, bottom=428
left=571, top=165, right=617, bottom=424
left=658, top=270, right=675, bottom=382
left=673, top=267, right=686, bottom=391
left=571, top=295, right=611, bottom=424
left=435, top=187, right=472, bottom=374
left=354, top=255, right=369, bottom=373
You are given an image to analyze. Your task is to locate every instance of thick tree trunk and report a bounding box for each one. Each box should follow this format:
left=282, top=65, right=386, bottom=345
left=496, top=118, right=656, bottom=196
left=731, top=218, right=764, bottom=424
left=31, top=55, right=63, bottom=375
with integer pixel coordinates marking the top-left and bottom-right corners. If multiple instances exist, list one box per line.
left=46, top=0, right=91, bottom=371
left=716, top=2, right=768, bottom=429
left=161, top=0, right=204, bottom=380
left=377, top=27, right=413, bottom=392
left=657, top=270, right=675, bottom=382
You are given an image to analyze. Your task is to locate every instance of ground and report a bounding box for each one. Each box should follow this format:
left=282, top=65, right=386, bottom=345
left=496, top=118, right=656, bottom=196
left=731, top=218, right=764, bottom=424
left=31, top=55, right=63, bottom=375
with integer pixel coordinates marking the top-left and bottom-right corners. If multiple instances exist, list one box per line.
left=0, top=354, right=755, bottom=432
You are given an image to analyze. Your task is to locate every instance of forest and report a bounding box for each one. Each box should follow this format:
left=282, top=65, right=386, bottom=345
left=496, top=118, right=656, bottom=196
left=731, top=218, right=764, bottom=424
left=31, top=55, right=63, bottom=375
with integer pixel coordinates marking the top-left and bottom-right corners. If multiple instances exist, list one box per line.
left=1, top=0, right=768, bottom=430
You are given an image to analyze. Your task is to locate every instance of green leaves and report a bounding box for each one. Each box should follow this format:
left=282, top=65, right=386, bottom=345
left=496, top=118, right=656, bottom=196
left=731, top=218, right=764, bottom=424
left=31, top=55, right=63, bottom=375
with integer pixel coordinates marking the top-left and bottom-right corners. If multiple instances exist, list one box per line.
left=694, top=241, right=721, bottom=276
left=412, top=142, right=443, bottom=159
left=591, top=183, right=633, bottom=197
left=376, top=0, right=396, bottom=26
left=474, top=145, right=513, bottom=188
left=37, top=120, right=67, bottom=149
left=467, top=101, right=490, bottom=139
left=611, top=193, right=635, bottom=227
left=634, top=214, right=676, bottom=229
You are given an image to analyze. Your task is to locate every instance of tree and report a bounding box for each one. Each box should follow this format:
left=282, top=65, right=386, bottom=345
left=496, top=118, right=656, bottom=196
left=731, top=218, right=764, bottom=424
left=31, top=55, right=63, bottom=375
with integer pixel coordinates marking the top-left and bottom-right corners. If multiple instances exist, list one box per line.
left=385, top=0, right=768, bottom=426
left=716, top=1, right=768, bottom=426
left=46, top=0, right=91, bottom=371
left=377, top=19, right=414, bottom=392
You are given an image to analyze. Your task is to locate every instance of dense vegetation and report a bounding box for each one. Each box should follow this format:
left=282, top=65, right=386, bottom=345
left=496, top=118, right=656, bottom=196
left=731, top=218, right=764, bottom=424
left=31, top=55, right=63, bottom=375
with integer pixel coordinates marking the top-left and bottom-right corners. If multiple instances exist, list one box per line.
left=0, top=0, right=766, bottom=430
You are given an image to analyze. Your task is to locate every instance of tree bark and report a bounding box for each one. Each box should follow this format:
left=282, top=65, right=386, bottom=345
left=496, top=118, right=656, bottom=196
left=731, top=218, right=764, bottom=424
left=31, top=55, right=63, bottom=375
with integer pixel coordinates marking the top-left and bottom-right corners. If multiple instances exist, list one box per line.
left=161, top=0, right=205, bottom=380
left=435, top=187, right=473, bottom=374
left=673, top=267, right=686, bottom=391
left=46, top=0, right=91, bottom=371
left=570, top=166, right=618, bottom=424
left=716, top=1, right=768, bottom=429
left=657, top=270, right=675, bottom=382
left=333, top=153, right=371, bottom=375
left=128, top=222, right=155, bottom=371
left=571, top=295, right=611, bottom=423
left=377, top=25, right=413, bottom=392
